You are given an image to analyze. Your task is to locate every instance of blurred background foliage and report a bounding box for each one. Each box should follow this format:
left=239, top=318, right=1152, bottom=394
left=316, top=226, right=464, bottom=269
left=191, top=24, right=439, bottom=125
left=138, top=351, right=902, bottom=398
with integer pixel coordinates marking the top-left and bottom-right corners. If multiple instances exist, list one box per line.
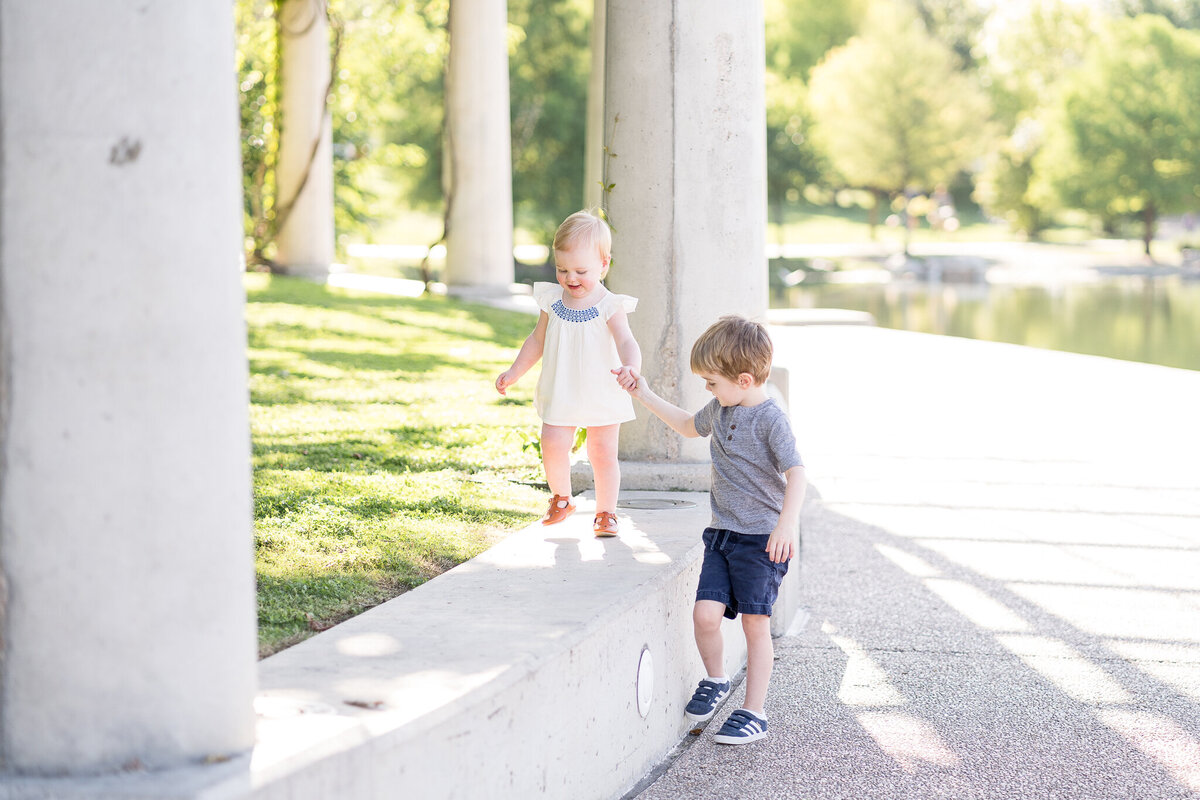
left=235, top=0, right=1200, bottom=262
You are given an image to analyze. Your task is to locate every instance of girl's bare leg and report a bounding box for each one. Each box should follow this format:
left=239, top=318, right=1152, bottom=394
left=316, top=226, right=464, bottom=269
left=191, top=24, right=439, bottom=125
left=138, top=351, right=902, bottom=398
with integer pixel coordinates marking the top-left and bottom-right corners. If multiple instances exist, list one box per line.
left=586, top=423, right=621, bottom=512
left=540, top=423, right=576, bottom=497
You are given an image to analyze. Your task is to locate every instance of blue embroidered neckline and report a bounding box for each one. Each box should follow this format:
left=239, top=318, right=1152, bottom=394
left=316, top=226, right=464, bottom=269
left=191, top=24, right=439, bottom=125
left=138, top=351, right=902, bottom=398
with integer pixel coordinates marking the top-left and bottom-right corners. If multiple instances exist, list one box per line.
left=552, top=300, right=599, bottom=323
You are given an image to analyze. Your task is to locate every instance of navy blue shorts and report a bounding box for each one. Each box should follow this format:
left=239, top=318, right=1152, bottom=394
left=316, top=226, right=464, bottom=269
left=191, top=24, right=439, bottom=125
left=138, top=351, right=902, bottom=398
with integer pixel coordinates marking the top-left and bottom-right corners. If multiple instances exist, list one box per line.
left=696, top=527, right=789, bottom=619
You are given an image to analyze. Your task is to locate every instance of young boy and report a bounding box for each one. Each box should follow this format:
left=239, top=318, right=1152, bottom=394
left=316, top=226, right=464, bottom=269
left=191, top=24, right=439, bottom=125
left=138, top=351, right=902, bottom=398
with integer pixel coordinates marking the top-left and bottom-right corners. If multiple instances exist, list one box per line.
left=624, top=315, right=806, bottom=745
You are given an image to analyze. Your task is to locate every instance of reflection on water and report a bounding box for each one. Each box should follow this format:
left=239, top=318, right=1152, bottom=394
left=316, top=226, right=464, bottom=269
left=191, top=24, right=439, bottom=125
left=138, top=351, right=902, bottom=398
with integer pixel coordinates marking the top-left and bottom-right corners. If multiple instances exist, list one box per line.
left=777, top=277, right=1200, bottom=371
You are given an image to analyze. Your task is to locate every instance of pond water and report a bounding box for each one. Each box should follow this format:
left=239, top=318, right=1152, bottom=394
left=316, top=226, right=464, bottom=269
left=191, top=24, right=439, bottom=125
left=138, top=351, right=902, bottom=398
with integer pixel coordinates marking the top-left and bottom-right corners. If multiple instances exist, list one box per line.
left=776, top=276, right=1200, bottom=371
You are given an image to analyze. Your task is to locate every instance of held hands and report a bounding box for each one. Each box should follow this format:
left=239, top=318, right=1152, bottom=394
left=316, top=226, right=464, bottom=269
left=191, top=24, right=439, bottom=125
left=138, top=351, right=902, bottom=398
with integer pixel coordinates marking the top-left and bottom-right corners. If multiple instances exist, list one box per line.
left=611, top=365, right=641, bottom=394
left=765, top=525, right=797, bottom=564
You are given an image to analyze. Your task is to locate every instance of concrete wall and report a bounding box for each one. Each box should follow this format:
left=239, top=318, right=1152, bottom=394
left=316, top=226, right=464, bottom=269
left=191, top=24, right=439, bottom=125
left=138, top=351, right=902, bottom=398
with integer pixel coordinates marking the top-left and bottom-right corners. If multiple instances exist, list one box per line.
left=0, top=493, right=779, bottom=798
left=247, top=494, right=749, bottom=799
left=0, top=1, right=257, bottom=775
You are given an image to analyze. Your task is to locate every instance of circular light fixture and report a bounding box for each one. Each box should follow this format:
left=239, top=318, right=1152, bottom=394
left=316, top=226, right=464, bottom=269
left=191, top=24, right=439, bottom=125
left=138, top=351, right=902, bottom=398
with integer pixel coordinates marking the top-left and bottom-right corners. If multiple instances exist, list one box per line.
left=636, top=646, right=654, bottom=718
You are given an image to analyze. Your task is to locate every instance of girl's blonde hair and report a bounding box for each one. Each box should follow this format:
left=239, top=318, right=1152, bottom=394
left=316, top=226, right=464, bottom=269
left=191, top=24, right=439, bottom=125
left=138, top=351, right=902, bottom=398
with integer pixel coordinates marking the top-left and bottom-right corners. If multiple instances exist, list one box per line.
left=690, top=315, right=774, bottom=384
left=553, top=210, right=612, bottom=261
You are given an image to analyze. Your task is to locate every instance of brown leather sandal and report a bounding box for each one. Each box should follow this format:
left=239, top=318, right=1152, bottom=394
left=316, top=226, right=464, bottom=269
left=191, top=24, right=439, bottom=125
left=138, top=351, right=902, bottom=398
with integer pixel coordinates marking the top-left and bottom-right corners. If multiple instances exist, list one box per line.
left=593, top=511, right=619, bottom=538
left=541, top=494, right=576, bottom=525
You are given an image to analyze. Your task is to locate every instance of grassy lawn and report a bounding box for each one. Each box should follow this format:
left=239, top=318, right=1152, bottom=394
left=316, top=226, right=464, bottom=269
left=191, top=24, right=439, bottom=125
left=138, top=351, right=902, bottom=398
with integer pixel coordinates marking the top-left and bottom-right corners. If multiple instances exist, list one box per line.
left=246, top=274, right=545, bottom=657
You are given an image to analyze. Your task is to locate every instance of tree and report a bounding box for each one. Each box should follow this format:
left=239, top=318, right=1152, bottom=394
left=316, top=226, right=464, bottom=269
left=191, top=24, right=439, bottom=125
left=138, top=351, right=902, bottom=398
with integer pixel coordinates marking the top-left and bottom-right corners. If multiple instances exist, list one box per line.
left=236, top=0, right=282, bottom=265
left=763, top=0, right=862, bottom=227
left=1033, top=14, right=1200, bottom=255
left=236, top=0, right=450, bottom=265
left=974, top=0, right=1096, bottom=237
left=765, top=0, right=866, bottom=80
left=1107, top=0, right=1200, bottom=28
left=764, top=76, right=828, bottom=230
left=907, top=0, right=990, bottom=70
left=808, top=0, right=990, bottom=249
left=507, top=0, right=591, bottom=243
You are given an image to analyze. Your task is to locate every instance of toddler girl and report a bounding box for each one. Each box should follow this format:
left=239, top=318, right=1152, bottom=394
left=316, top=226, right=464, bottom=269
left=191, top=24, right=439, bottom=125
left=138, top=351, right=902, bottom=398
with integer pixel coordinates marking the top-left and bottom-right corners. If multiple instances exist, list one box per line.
left=495, top=211, right=641, bottom=537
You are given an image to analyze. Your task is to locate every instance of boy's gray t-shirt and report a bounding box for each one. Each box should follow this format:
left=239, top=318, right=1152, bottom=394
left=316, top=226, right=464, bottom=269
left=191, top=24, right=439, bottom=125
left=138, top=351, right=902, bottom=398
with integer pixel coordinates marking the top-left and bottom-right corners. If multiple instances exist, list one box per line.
left=693, top=397, right=803, bottom=536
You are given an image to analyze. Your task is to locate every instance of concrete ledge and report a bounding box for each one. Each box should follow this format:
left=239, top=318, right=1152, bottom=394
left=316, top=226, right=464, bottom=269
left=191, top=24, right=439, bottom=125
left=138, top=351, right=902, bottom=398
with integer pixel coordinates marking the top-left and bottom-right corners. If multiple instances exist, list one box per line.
left=246, top=491, right=756, bottom=799
left=766, top=307, right=876, bottom=326
left=3, top=491, right=805, bottom=798
left=572, top=461, right=711, bottom=493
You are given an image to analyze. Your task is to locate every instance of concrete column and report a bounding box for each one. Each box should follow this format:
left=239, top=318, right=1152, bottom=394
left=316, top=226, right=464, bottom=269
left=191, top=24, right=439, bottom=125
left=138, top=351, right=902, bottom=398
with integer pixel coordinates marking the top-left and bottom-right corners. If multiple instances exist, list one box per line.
left=275, top=0, right=336, bottom=278
left=444, top=0, right=515, bottom=298
left=583, top=0, right=607, bottom=211
left=0, top=1, right=256, bottom=775
left=604, top=1, right=768, bottom=467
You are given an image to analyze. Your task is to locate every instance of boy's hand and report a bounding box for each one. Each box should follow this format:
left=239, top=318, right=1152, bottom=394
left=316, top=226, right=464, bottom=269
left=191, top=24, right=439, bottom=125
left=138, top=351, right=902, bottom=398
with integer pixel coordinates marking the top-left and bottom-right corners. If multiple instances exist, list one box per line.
left=765, top=525, right=796, bottom=563
left=611, top=365, right=641, bottom=394
left=495, top=370, right=516, bottom=396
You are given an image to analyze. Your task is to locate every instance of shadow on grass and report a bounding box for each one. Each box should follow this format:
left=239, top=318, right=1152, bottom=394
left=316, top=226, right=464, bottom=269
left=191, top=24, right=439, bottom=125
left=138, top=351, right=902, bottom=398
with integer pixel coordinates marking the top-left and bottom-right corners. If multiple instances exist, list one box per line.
left=247, top=275, right=546, bottom=655
left=251, top=425, right=532, bottom=476
left=246, top=275, right=530, bottom=349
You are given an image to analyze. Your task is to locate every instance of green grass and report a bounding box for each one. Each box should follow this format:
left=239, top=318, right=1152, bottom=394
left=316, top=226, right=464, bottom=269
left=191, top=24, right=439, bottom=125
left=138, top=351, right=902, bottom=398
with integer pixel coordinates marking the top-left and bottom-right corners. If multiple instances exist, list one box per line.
left=246, top=274, right=546, bottom=656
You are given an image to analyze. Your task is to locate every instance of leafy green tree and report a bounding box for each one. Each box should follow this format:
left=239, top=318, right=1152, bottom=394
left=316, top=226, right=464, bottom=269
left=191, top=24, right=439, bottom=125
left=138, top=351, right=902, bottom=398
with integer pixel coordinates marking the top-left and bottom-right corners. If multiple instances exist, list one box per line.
left=1108, top=0, right=1200, bottom=28
left=766, top=0, right=866, bottom=79
left=907, top=0, right=990, bottom=69
left=236, top=0, right=282, bottom=265
left=765, top=76, right=828, bottom=229
left=1033, top=14, right=1200, bottom=254
left=808, top=0, right=990, bottom=247
left=763, top=0, right=862, bottom=226
left=973, top=0, right=1096, bottom=236
left=979, top=0, right=1096, bottom=128
left=507, top=0, right=590, bottom=243
left=343, top=1, right=449, bottom=220
left=236, top=1, right=449, bottom=265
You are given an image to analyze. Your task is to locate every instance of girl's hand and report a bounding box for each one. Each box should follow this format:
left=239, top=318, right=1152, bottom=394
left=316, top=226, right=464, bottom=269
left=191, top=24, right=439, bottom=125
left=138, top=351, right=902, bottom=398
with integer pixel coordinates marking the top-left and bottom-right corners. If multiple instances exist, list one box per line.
left=496, top=370, right=516, bottom=395
left=612, top=366, right=641, bottom=394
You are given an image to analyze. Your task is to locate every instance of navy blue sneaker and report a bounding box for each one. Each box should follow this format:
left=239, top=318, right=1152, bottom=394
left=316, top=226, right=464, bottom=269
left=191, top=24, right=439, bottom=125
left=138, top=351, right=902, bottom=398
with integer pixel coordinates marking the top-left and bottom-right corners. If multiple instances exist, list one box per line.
left=684, top=679, right=731, bottom=722
left=713, top=709, right=767, bottom=745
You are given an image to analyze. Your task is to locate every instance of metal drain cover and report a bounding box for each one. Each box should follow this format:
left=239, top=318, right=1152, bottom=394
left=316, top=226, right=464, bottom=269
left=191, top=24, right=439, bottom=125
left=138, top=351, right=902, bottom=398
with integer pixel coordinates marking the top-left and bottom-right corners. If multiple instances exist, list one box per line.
left=617, top=498, right=697, bottom=510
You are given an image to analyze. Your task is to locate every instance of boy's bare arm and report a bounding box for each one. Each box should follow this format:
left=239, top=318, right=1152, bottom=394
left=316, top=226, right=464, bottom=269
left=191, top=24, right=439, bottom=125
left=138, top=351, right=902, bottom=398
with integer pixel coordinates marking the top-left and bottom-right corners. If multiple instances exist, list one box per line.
left=623, top=369, right=699, bottom=438
left=766, top=465, right=807, bottom=563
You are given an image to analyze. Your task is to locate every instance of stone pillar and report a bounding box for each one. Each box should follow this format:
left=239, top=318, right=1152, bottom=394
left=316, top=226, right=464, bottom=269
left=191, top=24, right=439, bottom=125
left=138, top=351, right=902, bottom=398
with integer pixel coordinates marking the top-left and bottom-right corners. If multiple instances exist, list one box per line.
left=604, top=1, right=768, bottom=468
left=583, top=0, right=607, bottom=211
left=444, top=0, right=515, bottom=298
left=275, top=0, right=336, bottom=278
left=0, top=1, right=257, bottom=775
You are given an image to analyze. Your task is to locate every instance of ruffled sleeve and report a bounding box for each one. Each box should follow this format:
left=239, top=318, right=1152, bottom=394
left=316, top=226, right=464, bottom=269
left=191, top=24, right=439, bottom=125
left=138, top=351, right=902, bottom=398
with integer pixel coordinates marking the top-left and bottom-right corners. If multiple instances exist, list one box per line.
left=601, top=292, right=638, bottom=320
left=532, top=282, right=561, bottom=313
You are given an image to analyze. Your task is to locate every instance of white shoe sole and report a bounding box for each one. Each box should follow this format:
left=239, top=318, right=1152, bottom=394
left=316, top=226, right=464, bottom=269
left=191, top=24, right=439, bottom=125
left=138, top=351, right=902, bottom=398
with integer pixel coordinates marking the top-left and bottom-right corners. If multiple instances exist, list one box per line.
left=713, top=730, right=767, bottom=745
left=683, top=689, right=730, bottom=722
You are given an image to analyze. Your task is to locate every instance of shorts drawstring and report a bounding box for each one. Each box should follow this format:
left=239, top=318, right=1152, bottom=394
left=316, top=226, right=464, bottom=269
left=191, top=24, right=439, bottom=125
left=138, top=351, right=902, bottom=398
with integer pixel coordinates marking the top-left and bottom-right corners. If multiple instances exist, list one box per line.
left=711, top=529, right=732, bottom=552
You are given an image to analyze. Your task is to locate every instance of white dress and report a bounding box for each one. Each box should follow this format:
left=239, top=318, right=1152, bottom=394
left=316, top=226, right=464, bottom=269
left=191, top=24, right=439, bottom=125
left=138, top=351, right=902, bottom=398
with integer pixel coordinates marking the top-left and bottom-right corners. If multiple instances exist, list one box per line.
left=533, top=281, right=638, bottom=427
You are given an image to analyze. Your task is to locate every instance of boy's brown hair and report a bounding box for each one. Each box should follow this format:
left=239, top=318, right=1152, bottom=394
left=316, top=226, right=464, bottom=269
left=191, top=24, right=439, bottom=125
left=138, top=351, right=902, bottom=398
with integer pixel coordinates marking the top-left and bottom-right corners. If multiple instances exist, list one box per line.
left=690, top=315, right=773, bottom=384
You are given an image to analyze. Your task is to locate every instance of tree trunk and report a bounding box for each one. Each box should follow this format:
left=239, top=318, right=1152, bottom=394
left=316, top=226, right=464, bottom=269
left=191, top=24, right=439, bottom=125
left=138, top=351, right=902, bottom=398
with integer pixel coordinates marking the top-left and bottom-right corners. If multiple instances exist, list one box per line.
left=771, top=192, right=784, bottom=242
left=868, top=189, right=881, bottom=240
left=1143, top=201, right=1156, bottom=258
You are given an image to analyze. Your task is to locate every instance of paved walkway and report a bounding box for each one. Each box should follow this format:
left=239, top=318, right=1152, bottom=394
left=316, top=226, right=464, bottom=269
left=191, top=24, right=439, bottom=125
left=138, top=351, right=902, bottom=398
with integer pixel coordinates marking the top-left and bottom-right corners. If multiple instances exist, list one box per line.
left=636, top=326, right=1200, bottom=799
